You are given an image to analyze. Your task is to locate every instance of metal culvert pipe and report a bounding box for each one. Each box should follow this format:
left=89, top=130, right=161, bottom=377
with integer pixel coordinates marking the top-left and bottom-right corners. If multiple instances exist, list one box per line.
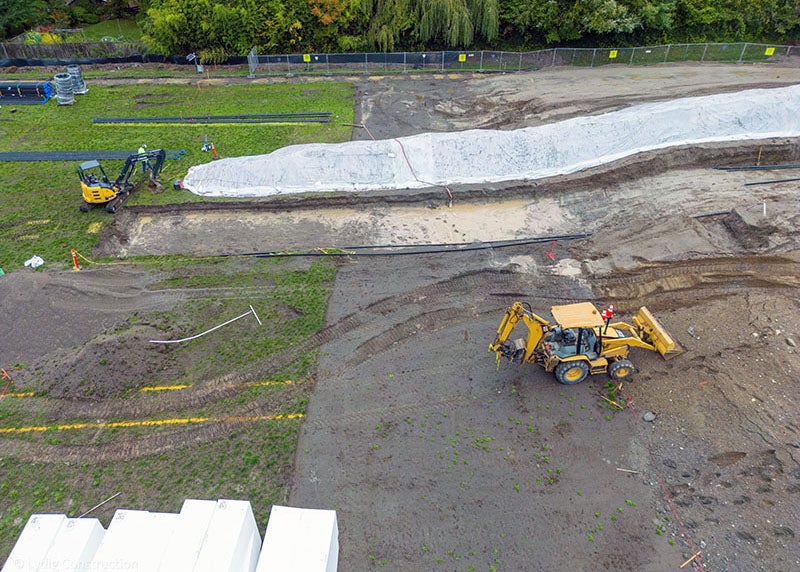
left=53, top=73, right=75, bottom=105
left=66, top=64, right=88, bottom=95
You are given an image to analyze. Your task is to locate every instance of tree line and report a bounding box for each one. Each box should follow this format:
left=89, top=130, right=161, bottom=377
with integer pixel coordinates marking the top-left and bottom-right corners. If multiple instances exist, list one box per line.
left=2, top=0, right=798, bottom=58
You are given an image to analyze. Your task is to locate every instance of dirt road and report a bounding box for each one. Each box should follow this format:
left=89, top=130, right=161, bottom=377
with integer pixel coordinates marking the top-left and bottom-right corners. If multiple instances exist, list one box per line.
left=1, top=63, right=799, bottom=570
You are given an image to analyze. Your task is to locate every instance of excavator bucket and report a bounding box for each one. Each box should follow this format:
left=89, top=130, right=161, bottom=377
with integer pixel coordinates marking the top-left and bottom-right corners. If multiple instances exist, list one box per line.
left=632, top=307, right=684, bottom=360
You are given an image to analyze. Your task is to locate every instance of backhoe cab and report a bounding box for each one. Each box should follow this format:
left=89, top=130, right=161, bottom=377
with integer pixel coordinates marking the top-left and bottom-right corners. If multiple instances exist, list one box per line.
left=489, top=301, right=682, bottom=385
left=79, top=149, right=166, bottom=213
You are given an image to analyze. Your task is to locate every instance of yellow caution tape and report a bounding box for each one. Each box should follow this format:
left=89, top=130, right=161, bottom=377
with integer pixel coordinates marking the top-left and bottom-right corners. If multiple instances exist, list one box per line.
left=0, top=413, right=304, bottom=434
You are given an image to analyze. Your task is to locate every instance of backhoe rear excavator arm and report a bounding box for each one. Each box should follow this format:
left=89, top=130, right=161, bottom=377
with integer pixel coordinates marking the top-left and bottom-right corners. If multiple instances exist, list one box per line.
left=490, top=302, right=552, bottom=364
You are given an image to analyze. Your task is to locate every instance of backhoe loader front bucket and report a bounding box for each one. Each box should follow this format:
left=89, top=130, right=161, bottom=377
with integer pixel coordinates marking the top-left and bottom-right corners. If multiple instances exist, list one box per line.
left=632, top=306, right=684, bottom=359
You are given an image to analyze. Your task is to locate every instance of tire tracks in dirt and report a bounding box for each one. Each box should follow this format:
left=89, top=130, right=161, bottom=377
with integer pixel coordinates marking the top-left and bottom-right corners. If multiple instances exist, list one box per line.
left=3, top=270, right=529, bottom=461
left=8, top=254, right=800, bottom=462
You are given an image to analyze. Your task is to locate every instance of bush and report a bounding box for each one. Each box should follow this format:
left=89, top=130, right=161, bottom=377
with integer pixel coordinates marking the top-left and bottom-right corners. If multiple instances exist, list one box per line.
left=72, top=6, right=101, bottom=26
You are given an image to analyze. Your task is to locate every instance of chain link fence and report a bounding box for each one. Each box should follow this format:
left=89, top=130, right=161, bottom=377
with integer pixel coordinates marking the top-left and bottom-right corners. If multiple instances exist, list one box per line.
left=247, top=43, right=800, bottom=76
left=2, top=41, right=798, bottom=72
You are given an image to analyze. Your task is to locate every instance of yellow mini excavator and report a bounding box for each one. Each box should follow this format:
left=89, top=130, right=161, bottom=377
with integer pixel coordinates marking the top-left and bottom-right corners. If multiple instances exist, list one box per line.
left=78, top=149, right=166, bottom=213
left=489, top=301, right=682, bottom=385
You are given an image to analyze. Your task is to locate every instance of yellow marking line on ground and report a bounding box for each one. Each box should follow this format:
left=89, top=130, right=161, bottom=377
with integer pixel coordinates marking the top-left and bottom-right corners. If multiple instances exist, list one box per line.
left=0, top=413, right=304, bottom=434
left=140, top=384, right=192, bottom=392
left=248, top=380, right=295, bottom=387
left=3, top=392, right=36, bottom=398
left=139, top=379, right=298, bottom=392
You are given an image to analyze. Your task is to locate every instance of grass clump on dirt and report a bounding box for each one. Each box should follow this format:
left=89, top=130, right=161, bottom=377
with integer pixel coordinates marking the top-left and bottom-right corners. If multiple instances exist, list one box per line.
left=0, top=80, right=354, bottom=270
left=0, top=255, right=337, bottom=558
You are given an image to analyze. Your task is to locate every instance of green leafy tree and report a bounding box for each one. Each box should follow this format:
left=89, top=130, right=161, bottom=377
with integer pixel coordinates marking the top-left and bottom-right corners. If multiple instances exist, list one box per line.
left=417, top=0, right=498, bottom=47
left=498, top=0, right=580, bottom=44
left=306, top=0, right=368, bottom=50
left=360, top=0, right=497, bottom=49
left=361, top=0, right=415, bottom=50
left=672, top=0, right=744, bottom=40
left=0, top=0, right=48, bottom=40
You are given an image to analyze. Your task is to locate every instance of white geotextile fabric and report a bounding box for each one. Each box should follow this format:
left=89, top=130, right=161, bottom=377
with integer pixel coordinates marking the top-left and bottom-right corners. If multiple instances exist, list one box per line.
left=183, top=85, right=800, bottom=198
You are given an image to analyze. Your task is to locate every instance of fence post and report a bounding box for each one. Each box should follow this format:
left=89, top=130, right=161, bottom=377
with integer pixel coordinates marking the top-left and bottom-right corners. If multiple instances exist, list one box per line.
left=591, top=48, right=596, bottom=67
left=518, top=51, right=522, bottom=71
left=738, top=42, right=748, bottom=63
left=701, top=44, right=708, bottom=62
left=551, top=48, right=557, bottom=67
left=479, top=50, right=484, bottom=72
left=403, top=51, right=407, bottom=73
left=664, top=44, right=670, bottom=63
left=629, top=47, right=635, bottom=65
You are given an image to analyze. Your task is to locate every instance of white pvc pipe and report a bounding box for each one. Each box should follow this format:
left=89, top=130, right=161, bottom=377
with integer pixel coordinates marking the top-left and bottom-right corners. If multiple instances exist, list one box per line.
left=149, top=305, right=262, bottom=344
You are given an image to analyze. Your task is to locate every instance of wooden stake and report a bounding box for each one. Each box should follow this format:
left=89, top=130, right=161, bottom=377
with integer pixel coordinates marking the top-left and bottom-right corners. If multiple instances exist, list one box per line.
left=599, top=395, right=624, bottom=409
left=616, top=467, right=639, bottom=474
left=78, top=491, right=121, bottom=518
left=679, top=550, right=702, bottom=569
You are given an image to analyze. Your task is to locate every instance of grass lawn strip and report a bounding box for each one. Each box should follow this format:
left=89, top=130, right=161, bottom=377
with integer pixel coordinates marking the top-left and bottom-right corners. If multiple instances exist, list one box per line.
left=0, top=81, right=353, bottom=269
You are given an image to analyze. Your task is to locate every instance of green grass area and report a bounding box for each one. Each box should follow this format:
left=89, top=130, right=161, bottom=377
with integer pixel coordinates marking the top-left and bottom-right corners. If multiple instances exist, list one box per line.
left=0, top=81, right=354, bottom=271
left=81, top=18, right=143, bottom=42
left=0, top=72, right=352, bottom=561
left=0, top=255, right=337, bottom=557
left=0, top=420, right=299, bottom=543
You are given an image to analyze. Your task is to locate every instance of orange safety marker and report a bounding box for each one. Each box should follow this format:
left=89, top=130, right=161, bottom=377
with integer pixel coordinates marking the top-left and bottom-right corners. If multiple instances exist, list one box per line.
left=210, top=142, right=218, bottom=160
left=0, top=369, right=12, bottom=403
left=70, top=248, right=80, bottom=271
left=544, top=241, right=557, bottom=261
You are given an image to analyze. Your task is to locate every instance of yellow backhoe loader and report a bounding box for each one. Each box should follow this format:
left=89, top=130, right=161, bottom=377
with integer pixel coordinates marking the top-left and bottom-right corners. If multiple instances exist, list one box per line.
left=489, top=301, right=682, bottom=385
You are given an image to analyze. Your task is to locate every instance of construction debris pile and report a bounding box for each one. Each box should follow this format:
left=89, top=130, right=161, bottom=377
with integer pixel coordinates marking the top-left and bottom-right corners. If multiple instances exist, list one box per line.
left=182, top=85, right=800, bottom=198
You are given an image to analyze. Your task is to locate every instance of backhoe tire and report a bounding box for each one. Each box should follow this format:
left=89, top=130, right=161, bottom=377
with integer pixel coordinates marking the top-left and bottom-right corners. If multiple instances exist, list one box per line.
left=555, top=361, right=590, bottom=385
left=79, top=201, right=91, bottom=213
left=609, top=360, right=635, bottom=381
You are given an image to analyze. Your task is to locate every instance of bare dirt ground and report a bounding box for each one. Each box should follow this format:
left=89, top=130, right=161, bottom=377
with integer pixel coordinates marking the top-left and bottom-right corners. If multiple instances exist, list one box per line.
left=2, top=63, right=800, bottom=570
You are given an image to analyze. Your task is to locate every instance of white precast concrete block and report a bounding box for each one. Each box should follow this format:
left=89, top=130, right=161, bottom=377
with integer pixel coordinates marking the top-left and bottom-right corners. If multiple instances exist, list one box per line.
left=43, top=517, right=105, bottom=572
left=257, top=505, right=339, bottom=572
left=193, top=499, right=261, bottom=572
left=3, top=514, right=66, bottom=572
left=156, top=499, right=217, bottom=572
left=89, top=509, right=178, bottom=569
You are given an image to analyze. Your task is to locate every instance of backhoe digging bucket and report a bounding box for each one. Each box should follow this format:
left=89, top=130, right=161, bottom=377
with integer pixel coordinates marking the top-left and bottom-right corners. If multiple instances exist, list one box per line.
left=633, top=306, right=684, bottom=360
left=149, top=176, right=164, bottom=194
